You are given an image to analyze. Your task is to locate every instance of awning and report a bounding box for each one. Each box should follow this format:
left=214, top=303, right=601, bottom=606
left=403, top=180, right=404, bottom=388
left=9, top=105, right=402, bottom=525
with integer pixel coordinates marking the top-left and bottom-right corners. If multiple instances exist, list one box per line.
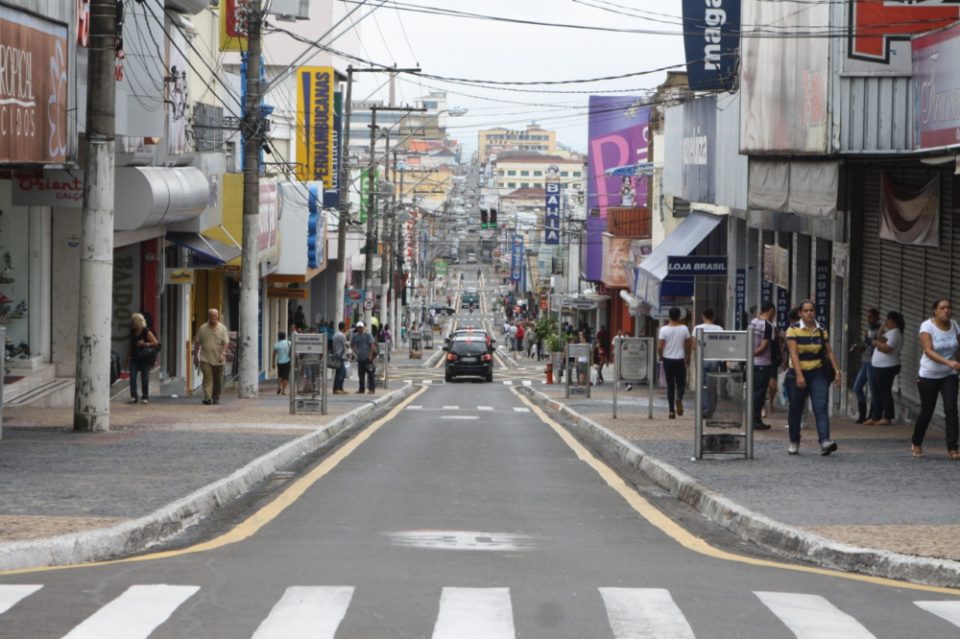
left=633, top=211, right=723, bottom=306
left=166, top=232, right=242, bottom=266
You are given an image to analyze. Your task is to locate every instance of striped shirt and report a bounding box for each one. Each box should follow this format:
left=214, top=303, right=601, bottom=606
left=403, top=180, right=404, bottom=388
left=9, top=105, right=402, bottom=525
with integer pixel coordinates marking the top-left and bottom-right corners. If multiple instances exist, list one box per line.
left=786, top=322, right=828, bottom=372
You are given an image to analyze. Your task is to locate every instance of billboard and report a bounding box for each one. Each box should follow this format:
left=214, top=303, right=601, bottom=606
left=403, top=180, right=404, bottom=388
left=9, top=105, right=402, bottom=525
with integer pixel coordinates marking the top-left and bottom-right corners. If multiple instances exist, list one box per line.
left=913, top=22, right=960, bottom=152
left=601, top=236, right=650, bottom=289
left=296, top=66, right=336, bottom=189
left=846, top=0, right=960, bottom=74
left=587, top=96, right=650, bottom=281
left=681, top=0, right=741, bottom=90
left=740, top=0, right=829, bottom=154
left=220, top=0, right=248, bottom=52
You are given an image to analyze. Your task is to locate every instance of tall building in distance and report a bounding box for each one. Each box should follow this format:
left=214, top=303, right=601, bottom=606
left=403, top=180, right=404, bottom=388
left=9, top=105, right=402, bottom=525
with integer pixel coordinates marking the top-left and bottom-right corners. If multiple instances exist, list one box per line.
left=478, top=123, right=562, bottom=161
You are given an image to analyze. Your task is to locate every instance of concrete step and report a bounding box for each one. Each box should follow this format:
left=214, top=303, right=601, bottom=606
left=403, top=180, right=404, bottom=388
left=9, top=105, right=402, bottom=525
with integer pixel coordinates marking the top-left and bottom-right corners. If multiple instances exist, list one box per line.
left=6, top=378, right=74, bottom=408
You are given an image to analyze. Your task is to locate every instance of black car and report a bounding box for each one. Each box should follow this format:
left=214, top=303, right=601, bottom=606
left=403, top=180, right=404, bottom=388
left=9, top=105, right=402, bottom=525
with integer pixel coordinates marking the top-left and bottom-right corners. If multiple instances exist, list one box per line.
left=444, top=336, right=494, bottom=383
left=430, top=303, right=456, bottom=316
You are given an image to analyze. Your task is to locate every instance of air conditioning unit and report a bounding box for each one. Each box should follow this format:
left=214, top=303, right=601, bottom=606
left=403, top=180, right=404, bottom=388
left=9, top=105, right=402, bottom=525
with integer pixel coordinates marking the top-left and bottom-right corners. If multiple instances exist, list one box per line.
left=268, top=0, right=309, bottom=20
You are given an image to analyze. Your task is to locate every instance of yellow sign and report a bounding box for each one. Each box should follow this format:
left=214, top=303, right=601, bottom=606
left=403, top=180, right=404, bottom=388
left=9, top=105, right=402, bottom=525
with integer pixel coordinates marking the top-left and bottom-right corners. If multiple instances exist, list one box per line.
left=268, top=288, right=308, bottom=299
left=219, top=0, right=248, bottom=52
left=295, top=66, right=335, bottom=189
left=166, top=269, right=195, bottom=285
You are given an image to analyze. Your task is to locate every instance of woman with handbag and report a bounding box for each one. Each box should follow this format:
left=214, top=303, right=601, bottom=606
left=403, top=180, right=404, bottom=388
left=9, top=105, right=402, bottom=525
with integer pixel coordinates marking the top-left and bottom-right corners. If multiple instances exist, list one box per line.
left=784, top=300, right=841, bottom=456
left=912, top=298, right=960, bottom=459
left=128, top=313, right=159, bottom=404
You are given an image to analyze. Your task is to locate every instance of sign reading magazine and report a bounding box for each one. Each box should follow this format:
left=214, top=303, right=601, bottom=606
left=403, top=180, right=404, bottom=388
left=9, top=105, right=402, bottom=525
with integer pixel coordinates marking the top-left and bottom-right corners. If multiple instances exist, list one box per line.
left=681, top=0, right=741, bottom=91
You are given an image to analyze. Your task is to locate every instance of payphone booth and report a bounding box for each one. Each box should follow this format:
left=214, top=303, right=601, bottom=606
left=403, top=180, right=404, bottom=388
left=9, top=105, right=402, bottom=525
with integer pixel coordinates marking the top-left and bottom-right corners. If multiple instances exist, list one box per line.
left=694, top=329, right=754, bottom=459
left=565, top=343, right=592, bottom=399
left=612, top=337, right=655, bottom=419
left=290, top=332, right=328, bottom=416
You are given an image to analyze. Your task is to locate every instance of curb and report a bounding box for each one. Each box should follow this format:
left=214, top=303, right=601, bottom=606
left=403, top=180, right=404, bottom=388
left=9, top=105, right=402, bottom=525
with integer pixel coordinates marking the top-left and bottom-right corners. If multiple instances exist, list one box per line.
left=0, top=384, right=418, bottom=572
left=519, top=386, right=960, bottom=589
left=424, top=347, right=445, bottom=368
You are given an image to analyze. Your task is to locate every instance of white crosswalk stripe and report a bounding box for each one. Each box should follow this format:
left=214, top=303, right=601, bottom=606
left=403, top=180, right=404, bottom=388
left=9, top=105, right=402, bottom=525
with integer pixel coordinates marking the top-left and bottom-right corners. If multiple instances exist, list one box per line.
left=915, top=601, right=960, bottom=629
left=478, top=406, right=494, bottom=411
left=62, top=584, right=200, bottom=639
left=432, top=587, right=515, bottom=639
left=600, top=588, right=695, bottom=639
left=512, top=407, right=530, bottom=413
left=755, top=591, right=876, bottom=638
left=251, top=586, right=354, bottom=639
left=0, top=584, right=41, bottom=615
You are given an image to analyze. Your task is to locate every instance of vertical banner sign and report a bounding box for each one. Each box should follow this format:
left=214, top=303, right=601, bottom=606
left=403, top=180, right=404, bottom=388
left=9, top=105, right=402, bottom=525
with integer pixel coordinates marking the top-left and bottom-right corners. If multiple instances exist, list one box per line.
left=296, top=66, right=335, bottom=189
left=776, top=286, right=790, bottom=333
left=761, top=280, right=773, bottom=305
left=544, top=181, right=561, bottom=245
left=359, top=168, right=378, bottom=223
left=324, top=91, right=342, bottom=208
left=735, top=268, right=746, bottom=330
left=681, top=0, right=741, bottom=91
left=511, top=235, right=522, bottom=283
left=815, top=260, right=831, bottom=327
left=307, top=183, right=321, bottom=269
left=220, top=0, right=249, bottom=52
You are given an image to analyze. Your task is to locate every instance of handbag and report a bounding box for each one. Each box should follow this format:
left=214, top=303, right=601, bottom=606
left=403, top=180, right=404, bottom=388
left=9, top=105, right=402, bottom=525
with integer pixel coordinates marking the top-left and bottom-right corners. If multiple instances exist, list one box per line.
left=818, top=328, right=836, bottom=381
left=326, top=355, right=342, bottom=370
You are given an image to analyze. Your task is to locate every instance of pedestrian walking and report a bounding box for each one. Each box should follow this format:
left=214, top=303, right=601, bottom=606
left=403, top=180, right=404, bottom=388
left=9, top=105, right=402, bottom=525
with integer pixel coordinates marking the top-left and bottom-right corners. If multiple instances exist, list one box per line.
left=127, top=312, right=158, bottom=404
left=271, top=331, right=291, bottom=395
left=866, top=311, right=904, bottom=426
left=749, top=302, right=777, bottom=430
left=784, top=300, right=841, bottom=456
left=912, top=298, right=960, bottom=459
left=195, top=309, right=230, bottom=405
left=852, top=308, right=882, bottom=423
left=694, top=308, right=724, bottom=418
left=658, top=307, right=691, bottom=419
left=350, top=321, right=378, bottom=394
left=331, top=322, right=348, bottom=394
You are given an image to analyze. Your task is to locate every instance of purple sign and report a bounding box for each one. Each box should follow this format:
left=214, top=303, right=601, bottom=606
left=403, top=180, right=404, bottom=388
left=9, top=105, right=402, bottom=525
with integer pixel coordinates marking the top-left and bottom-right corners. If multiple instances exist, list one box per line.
left=586, top=96, right=650, bottom=280
left=913, top=22, right=960, bottom=151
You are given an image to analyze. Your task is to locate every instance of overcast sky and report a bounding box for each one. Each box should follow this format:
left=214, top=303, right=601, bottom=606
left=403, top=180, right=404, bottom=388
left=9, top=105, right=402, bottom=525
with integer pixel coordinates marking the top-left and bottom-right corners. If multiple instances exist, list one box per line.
left=347, top=0, right=686, bottom=156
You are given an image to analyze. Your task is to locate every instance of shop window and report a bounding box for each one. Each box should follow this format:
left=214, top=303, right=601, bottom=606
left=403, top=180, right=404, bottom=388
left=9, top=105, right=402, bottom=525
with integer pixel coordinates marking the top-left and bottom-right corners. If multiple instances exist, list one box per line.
left=0, top=182, right=31, bottom=360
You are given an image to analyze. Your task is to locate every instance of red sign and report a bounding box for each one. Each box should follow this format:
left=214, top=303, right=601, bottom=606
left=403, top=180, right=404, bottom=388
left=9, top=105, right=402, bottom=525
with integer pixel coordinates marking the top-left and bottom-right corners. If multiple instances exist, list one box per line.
left=0, top=7, right=69, bottom=163
left=849, top=0, right=960, bottom=62
left=76, top=0, right=89, bottom=47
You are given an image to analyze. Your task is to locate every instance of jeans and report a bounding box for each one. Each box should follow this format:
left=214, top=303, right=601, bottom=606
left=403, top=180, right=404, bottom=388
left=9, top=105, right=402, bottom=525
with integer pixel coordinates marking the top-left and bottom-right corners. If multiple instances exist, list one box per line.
left=357, top=359, right=375, bottom=392
left=701, top=361, right=722, bottom=417
left=913, top=375, right=959, bottom=450
left=752, top=364, right=774, bottom=425
left=785, top=367, right=831, bottom=444
left=662, top=358, right=686, bottom=413
left=871, top=365, right=900, bottom=421
left=129, top=359, right=151, bottom=400
left=333, top=362, right=346, bottom=392
left=853, top=361, right=876, bottom=410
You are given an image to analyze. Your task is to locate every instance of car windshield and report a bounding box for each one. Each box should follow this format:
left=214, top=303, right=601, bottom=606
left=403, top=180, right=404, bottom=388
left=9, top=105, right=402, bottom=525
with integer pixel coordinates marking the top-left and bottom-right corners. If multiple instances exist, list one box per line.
left=451, top=339, right=487, bottom=355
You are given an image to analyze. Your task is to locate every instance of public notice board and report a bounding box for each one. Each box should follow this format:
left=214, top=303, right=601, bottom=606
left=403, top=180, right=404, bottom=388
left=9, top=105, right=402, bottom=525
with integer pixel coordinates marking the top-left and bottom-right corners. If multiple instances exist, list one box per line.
left=618, top=338, right=649, bottom=381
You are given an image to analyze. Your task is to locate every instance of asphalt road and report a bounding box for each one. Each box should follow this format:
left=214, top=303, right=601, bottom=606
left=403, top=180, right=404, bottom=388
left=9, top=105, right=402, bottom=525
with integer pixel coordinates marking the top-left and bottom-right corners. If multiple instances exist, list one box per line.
left=2, top=273, right=960, bottom=637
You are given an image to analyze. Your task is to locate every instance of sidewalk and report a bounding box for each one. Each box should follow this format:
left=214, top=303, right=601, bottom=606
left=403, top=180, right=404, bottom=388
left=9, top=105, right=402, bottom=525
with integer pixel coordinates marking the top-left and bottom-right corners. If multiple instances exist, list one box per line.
left=0, top=362, right=421, bottom=569
left=521, top=379, right=960, bottom=585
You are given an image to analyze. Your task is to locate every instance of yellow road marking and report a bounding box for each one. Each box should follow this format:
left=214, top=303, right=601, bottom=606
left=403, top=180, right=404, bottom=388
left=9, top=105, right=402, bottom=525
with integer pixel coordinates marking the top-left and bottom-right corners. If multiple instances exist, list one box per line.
left=0, top=386, right=430, bottom=577
left=511, top=387, right=960, bottom=595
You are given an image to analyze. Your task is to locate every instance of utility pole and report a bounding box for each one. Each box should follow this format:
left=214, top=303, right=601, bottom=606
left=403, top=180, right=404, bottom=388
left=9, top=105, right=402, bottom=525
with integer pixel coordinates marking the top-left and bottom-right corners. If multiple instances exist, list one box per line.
left=334, top=66, right=354, bottom=326
left=238, top=0, right=263, bottom=399
left=74, top=0, right=118, bottom=432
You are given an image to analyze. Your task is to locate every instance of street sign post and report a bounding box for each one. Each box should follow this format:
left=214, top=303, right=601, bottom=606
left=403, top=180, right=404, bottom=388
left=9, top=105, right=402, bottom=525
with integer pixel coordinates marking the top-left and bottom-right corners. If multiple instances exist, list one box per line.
left=290, top=332, right=327, bottom=415
left=612, top=337, right=655, bottom=420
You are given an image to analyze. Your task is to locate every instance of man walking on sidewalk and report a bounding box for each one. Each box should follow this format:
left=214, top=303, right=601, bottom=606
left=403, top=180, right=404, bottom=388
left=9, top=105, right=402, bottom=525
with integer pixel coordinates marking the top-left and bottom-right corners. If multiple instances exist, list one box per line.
left=750, top=302, right=777, bottom=430
left=351, top=322, right=378, bottom=394
left=332, top=322, right=348, bottom=394
left=195, top=309, right=230, bottom=405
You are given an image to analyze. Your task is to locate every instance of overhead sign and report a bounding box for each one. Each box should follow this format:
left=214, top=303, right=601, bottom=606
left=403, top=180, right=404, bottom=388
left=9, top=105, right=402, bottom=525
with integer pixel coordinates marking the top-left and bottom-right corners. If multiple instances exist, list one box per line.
left=913, top=22, right=960, bottom=152
left=12, top=170, right=83, bottom=206
left=166, top=268, right=194, bottom=285
left=848, top=0, right=959, bottom=73
left=666, top=256, right=727, bottom=276
left=681, top=96, right=717, bottom=202
left=681, top=0, right=741, bottom=91
left=220, top=0, right=249, bottom=52
left=296, top=67, right=336, bottom=189
left=545, top=181, right=561, bottom=245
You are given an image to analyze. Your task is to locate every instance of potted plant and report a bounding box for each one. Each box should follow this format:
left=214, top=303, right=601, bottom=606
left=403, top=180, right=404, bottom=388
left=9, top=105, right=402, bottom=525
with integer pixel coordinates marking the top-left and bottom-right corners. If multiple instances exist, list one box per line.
left=546, top=332, right=566, bottom=384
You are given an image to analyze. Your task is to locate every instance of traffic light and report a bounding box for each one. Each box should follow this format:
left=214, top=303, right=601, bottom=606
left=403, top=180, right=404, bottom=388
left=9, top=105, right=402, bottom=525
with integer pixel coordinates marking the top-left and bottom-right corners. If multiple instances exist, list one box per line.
left=480, top=209, right=488, bottom=229
left=489, top=208, right=498, bottom=228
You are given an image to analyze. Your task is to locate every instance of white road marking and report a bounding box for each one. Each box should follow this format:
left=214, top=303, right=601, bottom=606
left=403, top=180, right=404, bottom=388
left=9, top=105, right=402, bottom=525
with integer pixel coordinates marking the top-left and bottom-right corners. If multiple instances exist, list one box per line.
left=512, top=407, right=530, bottom=413
left=600, top=588, right=695, bottom=639
left=0, top=585, right=41, bottom=615
left=252, top=586, right=354, bottom=639
left=432, top=588, right=515, bottom=639
left=387, top=530, right=535, bottom=551
left=422, top=380, right=433, bottom=385
left=916, top=601, right=960, bottom=628
left=441, top=416, right=480, bottom=421
left=478, top=406, right=494, bottom=411
left=755, top=591, right=876, bottom=638
left=443, top=405, right=460, bottom=410
left=521, top=380, right=532, bottom=387
left=502, top=381, right=514, bottom=386
left=406, top=405, right=423, bottom=410
left=63, top=585, right=200, bottom=639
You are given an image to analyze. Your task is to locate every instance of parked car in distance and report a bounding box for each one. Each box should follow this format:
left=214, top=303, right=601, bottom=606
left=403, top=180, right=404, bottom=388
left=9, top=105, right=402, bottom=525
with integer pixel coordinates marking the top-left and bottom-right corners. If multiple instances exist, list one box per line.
left=430, top=303, right=456, bottom=316
left=444, top=335, right=494, bottom=383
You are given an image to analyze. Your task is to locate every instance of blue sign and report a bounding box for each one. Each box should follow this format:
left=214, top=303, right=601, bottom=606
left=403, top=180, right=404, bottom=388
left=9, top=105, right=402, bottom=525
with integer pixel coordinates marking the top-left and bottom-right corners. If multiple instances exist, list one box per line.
left=511, top=235, right=523, bottom=283
left=545, top=181, right=561, bottom=245
left=816, top=260, right=830, bottom=327
left=681, top=0, right=741, bottom=91
left=777, top=286, right=790, bottom=333
left=307, top=183, right=322, bottom=268
left=666, top=255, right=727, bottom=276
left=735, top=268, right=746, bottom=329
left=323, top=91, right=342, bottom=209
left=761, top=280, right=773, bottom=305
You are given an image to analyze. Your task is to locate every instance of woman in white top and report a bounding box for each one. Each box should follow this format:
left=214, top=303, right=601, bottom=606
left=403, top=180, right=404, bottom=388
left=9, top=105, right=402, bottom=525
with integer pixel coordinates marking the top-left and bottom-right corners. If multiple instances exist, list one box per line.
left=912, top=298, right=960, bottom=458
left=658, top=307, right=691, bottom=419
left=866, top=311, right=903, bottom=426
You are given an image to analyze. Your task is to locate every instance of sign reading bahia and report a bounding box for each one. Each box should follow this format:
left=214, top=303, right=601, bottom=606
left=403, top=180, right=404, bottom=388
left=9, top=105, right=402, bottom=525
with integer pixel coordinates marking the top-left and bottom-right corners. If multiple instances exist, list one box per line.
left=682, top=0, right=741, bottom=91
